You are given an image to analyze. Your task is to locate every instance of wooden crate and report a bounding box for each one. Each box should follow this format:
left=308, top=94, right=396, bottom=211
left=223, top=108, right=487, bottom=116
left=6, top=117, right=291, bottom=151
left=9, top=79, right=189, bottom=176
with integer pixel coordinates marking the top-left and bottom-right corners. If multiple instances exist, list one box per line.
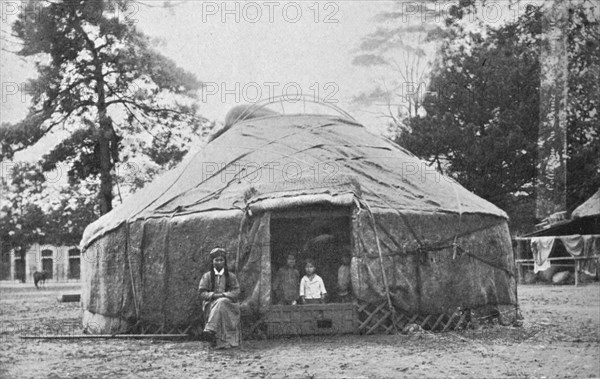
left=265, top=303, right=358, bottom=337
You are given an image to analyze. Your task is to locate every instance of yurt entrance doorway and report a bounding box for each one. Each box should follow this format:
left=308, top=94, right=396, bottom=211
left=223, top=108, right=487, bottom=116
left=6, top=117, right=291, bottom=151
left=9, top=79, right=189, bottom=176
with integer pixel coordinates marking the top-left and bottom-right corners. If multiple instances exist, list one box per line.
left=269, top=205, right=352, bottom=304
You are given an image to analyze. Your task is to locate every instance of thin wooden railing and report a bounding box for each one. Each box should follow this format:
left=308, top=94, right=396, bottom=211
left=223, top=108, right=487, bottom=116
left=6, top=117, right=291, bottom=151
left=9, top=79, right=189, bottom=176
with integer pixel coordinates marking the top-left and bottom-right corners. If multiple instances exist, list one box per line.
left=515, top=256, right=600, bottom=286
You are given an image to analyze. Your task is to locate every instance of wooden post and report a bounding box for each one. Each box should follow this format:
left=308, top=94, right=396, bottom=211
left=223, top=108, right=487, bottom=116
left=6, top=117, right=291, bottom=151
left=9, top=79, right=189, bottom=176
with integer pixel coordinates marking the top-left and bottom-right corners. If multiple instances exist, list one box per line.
left=517, top=262, right=524, bottom=284
left=362, top=200, right=397, bottom=333
left=574, top=260, right=579, bottom=286
left=515, top=239, right=523, bottom=283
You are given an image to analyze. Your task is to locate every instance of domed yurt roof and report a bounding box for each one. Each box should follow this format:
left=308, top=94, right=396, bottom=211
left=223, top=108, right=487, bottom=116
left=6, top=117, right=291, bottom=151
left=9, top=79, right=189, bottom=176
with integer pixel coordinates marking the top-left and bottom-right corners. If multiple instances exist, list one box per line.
left=82, top=106, right=506, bottom=250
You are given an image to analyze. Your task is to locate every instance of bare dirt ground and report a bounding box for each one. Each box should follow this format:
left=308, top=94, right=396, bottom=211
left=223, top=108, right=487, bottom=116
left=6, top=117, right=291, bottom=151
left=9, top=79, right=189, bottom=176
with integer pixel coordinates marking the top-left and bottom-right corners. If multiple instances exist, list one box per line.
left=0, top=282, right=599, bottom=379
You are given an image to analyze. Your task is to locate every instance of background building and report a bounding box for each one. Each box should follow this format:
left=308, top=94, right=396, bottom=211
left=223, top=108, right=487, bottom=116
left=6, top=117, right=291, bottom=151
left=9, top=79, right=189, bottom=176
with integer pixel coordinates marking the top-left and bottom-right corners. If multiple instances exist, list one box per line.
left=0, top=243, right=81, bottom=283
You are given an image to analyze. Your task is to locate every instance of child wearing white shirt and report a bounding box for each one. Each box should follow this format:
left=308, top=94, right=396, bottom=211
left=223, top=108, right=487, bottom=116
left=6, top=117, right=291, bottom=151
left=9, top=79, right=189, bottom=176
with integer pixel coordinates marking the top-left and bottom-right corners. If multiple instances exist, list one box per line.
left=299, top=259, right=327, bottom=304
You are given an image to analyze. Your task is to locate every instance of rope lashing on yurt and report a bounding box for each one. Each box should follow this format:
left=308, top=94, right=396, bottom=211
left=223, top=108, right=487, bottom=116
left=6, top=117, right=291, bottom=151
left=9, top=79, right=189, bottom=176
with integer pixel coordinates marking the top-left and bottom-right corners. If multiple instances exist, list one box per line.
left=126, top=100, right=307, bottom=219
left=442, top=179, right=515, bottom=276
left=170, top=142, right=341, bottom=212
left=131, top=140, right=275, bottom=218
left=386, top=238, right=513, bottom=277
left=149, top=152, right=253, bottom=213
left=370, top=219, right=404, bottom=251
left=235, top=209, right=249, bottom=274
left=360, top=184, right=427, bottom=252
left=135, top=120, right=367, bottom=219
left=360, top=198, right=398, bottom=333
left=160, top=211, right=177, bottom=328
left=357, top=185, right=514, bottom=276
left=136, top=221, right=148, bottom=321
left=124, top=222, right=140, bottom=320
left=462, top=252, right=515, bottom=277
left=352, top=198, right=364, bottom=304
left=127, top=146, right=210, bottom=221
left=118, top=226, right=129, bottom=322
left=152, top=123, right=335, bottom=213
left=450, top=178, right=464, bottom=260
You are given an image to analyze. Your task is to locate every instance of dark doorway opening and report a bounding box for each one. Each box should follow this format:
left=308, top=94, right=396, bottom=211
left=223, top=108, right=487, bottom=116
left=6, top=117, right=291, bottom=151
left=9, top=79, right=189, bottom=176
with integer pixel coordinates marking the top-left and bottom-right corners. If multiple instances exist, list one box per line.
left=42, top=249, right=53, bottom=279
left=68, top=248, right=81, bottom=279
left=270, top=205, right=352, bottom=304
left=15, top=259, right=25, bottom=282
left=0, top=248, right=10, bottom=280
left=42, top=259, right=53, bottom=278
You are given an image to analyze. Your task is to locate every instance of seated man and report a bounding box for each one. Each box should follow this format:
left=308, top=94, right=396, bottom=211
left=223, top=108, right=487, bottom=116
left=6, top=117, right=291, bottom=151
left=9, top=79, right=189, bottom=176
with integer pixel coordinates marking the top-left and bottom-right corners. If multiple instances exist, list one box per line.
left=198, top=248, right=241, bottom=349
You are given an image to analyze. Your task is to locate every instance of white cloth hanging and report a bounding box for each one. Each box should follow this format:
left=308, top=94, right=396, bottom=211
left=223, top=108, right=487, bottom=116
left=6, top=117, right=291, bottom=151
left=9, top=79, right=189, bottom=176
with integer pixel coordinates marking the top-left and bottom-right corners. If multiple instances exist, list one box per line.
left=531, top=237, right=555, bottom=273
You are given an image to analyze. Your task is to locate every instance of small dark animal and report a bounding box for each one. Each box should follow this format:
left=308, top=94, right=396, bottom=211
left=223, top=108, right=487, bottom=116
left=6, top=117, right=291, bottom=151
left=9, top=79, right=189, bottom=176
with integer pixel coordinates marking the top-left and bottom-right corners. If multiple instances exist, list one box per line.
left=33, top=271, right=50, bottom=289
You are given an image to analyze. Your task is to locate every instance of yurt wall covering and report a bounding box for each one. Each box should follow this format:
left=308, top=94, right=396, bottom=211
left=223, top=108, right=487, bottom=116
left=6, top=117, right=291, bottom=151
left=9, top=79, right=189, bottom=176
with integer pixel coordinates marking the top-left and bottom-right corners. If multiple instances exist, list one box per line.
left=81, top=114, right=518, bottom=334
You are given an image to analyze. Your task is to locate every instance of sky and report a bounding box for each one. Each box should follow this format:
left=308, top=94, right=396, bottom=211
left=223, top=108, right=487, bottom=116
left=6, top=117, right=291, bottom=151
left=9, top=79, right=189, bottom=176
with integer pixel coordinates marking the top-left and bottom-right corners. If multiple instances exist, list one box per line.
left=1, top=0, right=545, bottom=163
left=1, top=1, right=409, bottom=162
left=130, top=1, right=386, bottom=121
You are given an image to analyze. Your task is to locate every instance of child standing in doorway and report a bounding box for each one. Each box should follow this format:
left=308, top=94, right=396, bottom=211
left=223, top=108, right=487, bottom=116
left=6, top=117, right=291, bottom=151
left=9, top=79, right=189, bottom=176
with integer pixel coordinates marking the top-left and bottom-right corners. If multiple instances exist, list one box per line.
left=273, top=253, right=300, bottom=305
left=300, top=259, right=327, bottom=304
left=337, top=255, right=352, bottom=303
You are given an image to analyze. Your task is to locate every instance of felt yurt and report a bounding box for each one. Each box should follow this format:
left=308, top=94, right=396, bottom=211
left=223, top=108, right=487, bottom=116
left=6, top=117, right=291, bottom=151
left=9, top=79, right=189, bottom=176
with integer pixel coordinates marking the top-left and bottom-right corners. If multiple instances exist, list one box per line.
left=81, top=102, right=519, bottom=336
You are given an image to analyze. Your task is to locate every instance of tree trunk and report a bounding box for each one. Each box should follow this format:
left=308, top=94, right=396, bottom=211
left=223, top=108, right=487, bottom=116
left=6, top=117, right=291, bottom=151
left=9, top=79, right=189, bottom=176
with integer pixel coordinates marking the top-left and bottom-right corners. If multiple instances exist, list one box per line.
left=97, top=117, right=113, bottom=215
left=95, top=67, right=114, bottom=215
left=18, top=246, right=26, bottom=283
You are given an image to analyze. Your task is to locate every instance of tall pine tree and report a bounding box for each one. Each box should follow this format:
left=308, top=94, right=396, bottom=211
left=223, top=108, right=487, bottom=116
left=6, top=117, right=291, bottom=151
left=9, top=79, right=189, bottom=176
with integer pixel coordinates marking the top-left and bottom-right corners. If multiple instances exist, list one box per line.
left=1, top=0, right=208, bottom=214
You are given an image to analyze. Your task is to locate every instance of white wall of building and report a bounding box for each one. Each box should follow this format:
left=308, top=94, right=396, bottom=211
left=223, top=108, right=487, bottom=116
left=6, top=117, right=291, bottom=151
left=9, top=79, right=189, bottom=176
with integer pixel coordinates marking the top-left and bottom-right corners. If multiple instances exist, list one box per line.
left=6, top=243, right=81, bottom=283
